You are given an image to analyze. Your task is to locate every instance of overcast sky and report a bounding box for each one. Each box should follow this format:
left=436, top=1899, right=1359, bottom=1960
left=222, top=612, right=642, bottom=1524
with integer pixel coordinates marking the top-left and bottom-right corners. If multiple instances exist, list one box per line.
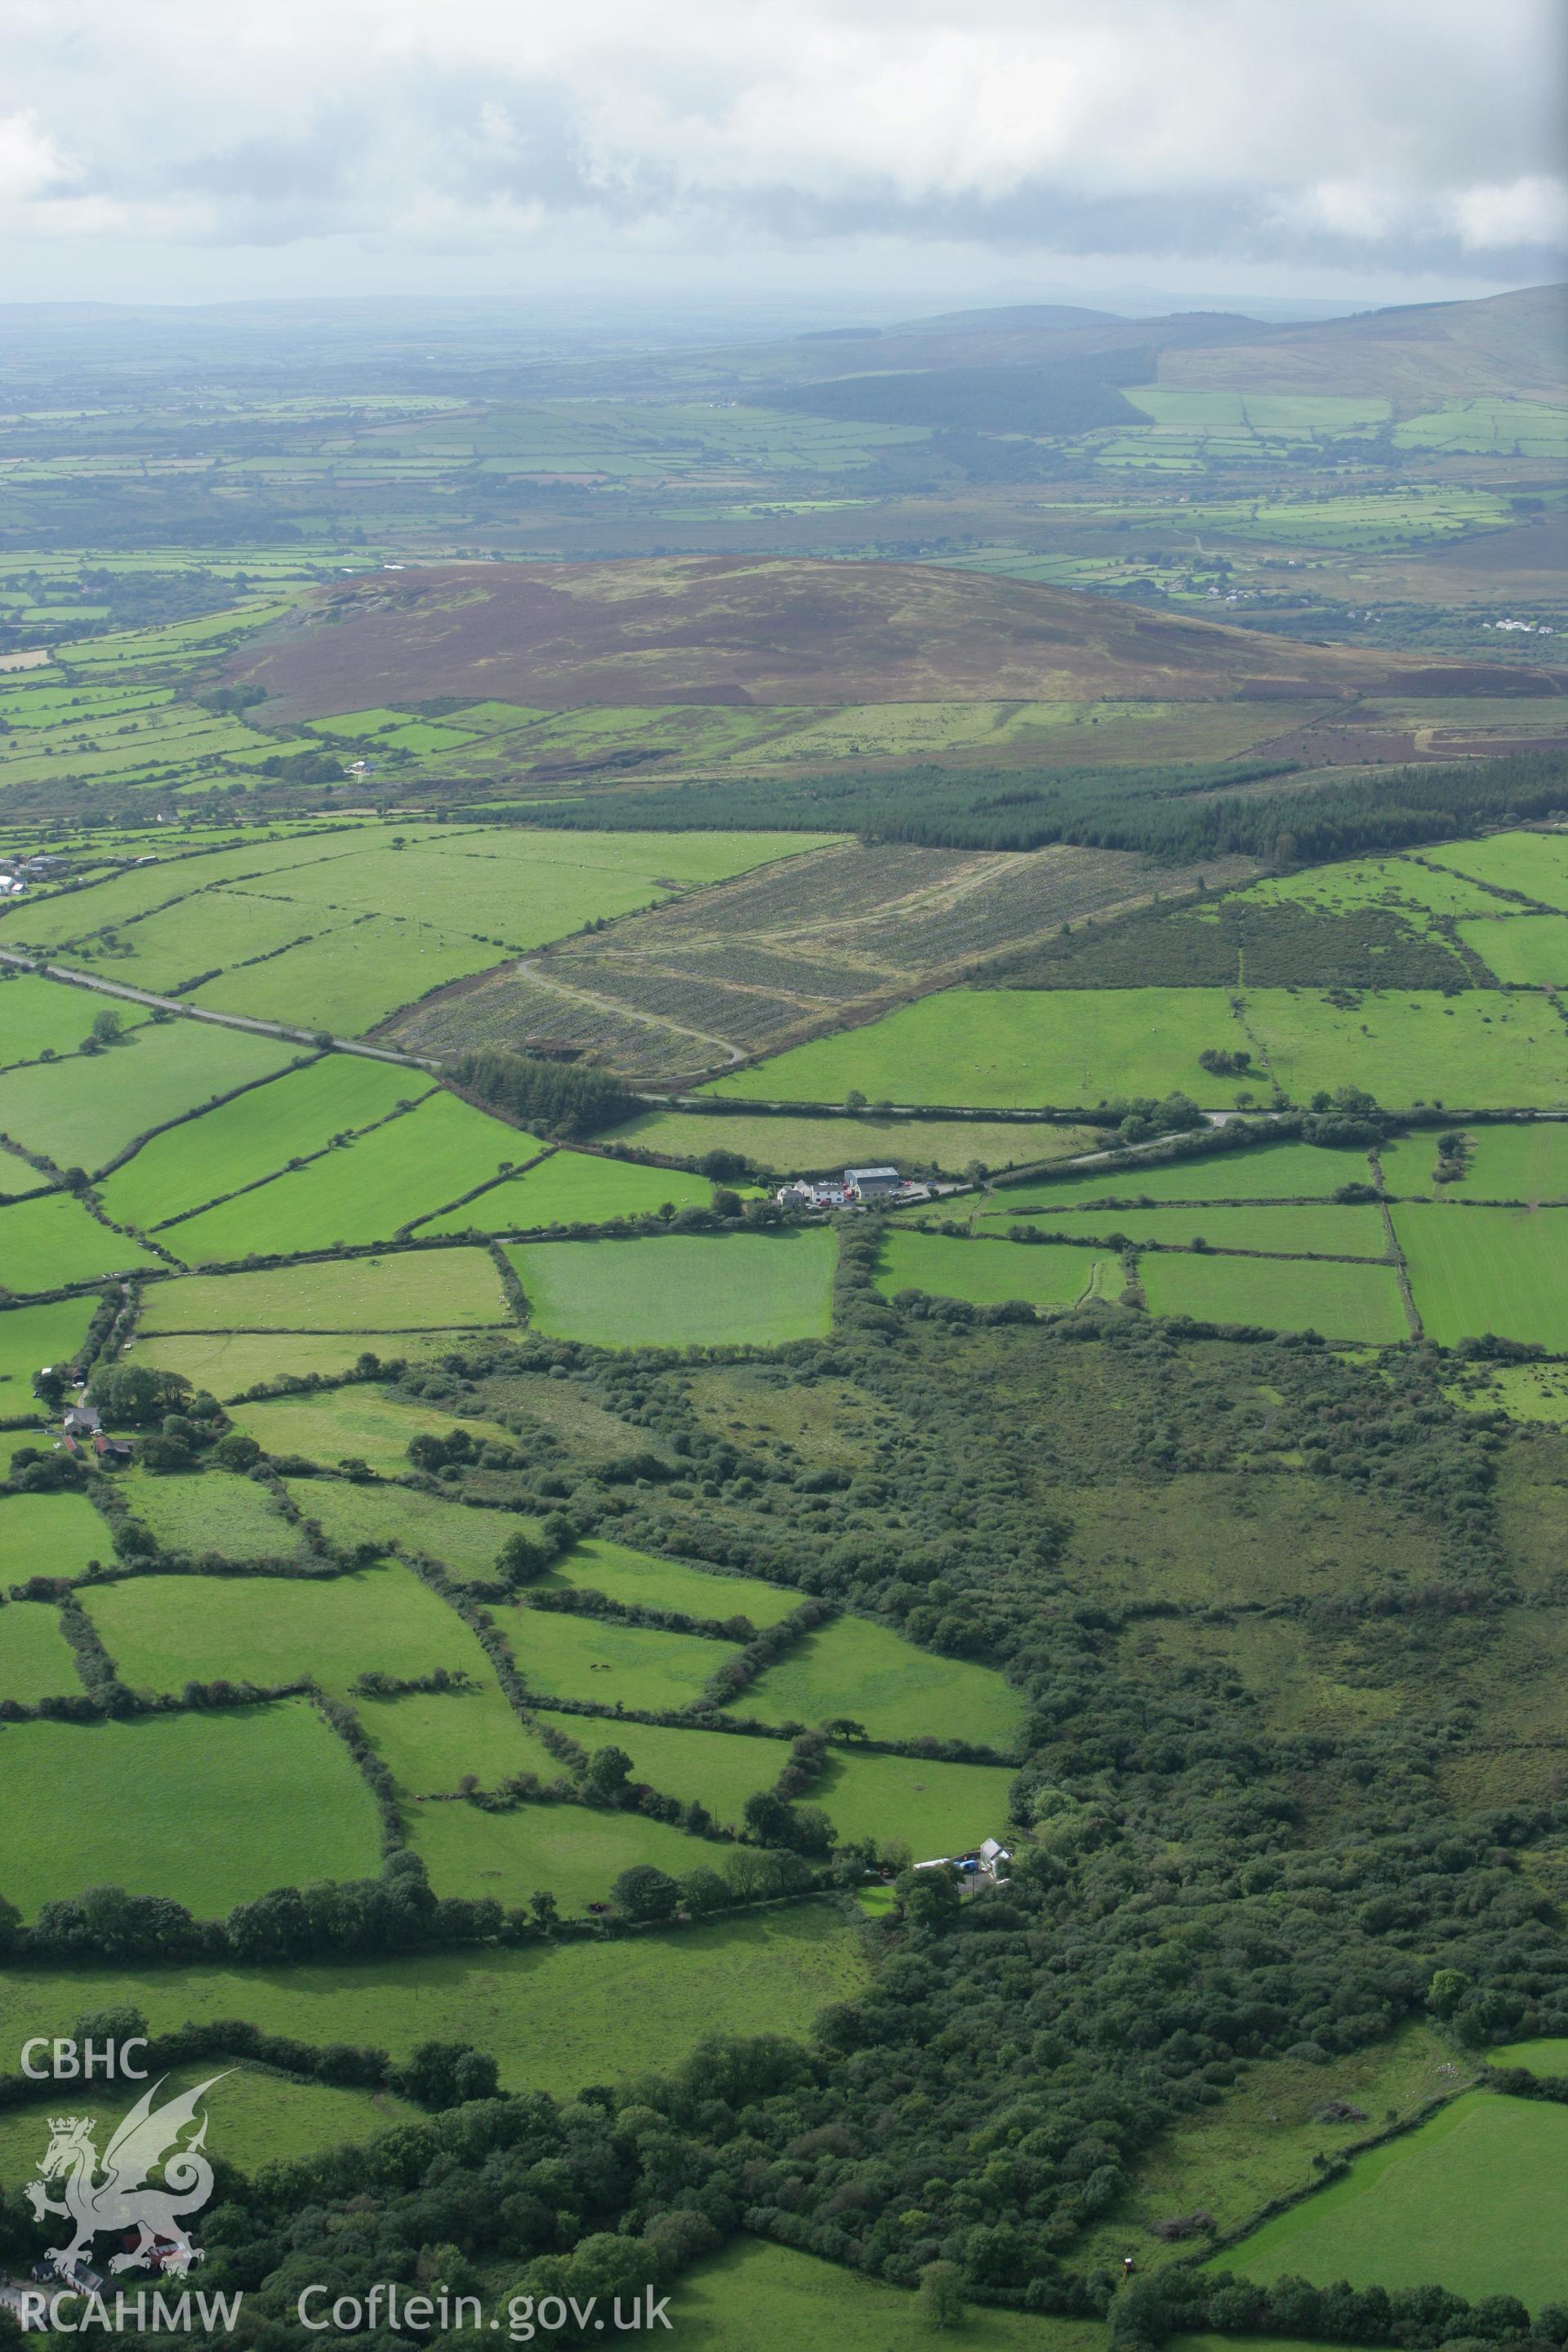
left=2, top=0, right=1563, bottom=314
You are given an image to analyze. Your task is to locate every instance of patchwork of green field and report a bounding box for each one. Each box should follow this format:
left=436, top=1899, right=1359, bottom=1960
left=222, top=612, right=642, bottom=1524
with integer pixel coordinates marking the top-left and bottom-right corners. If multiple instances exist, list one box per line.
left=417, top=1147, right=712, bottom=1236
left=127, top=1325, right=489, bottom=1396
left=675, top=2236, right=1101, bottom=2352
left=1018, top=1203, right=1390, bottom=1256
left=162, top=1090, right=529, bottom=1261
left=0, top=1700, right=382, bottom=1918
left=83, top=1561, right=493, bottom=1701
left=0, top=1597, right=81, bottom=1704
left=101, top=1054, right=425, bottom=1230
left=506, top=1228, right=839, bottom=1349
left=1123, top=386, right=1393, bottom=436
left=1426, top=832, right=1568, bottom=912
left=285, top=1477, right=541, bottom=1585
left=359, top=1686, right=565, bottom=1793
left=0, top=1020, right=299, bottom=1171
left=0, top=1188, right=161, bottom=1292
left=1379, top=1123, right=1568, bottom=1201
left=510, top=1601, right=731, bottom=1712
left=709, top=988, right=1254, bottom=1110
left=0, top=1293, right=96, bottom=1412
left=0, top=973, right=149, bottom=1065
left=0, top=1490, right=112, bottom=1581
left=877, top=1227, right=1123, bottom=1310
left=1247, top=990, right=1568, bottom=1110
left=1392, top=1205, right=1568, bottom=1348
left=732, top=1614, right=1028, bottom=1752
left=0, top=1901, right=867, bottom=2095
left=189, top=915, right=506, bottom=1034
left=810, top=1746, right=1016, bottom=1858
left=121, top=1467, right=308, bottom=1560
left=606, top=1108, right=1099, bottom=1178
left=987, top=1139, right=1377, bottom=1209
left=1458, top=914, right=1568, bottom=986
left=1217, top=2090, right=1568, bottom=2306
left=0, top=2060, right=421, bottom=2189
left=1393, top=398, right=1568, bottom=457
left=137, top=1245, right=512, bottom=1331
left=1139, top=1250, right=1411, bottom=1342
left=230, top=1386, right=518, bottom=1472
left=538, top=1537, right=801, bottom=1629
left=409, top=1791, right=710, bottom=1916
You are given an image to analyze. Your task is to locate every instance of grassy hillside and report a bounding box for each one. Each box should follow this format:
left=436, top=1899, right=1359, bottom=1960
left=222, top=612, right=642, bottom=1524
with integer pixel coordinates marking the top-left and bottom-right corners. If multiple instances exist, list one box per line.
left=1158, top=284, right=1566, bottom=403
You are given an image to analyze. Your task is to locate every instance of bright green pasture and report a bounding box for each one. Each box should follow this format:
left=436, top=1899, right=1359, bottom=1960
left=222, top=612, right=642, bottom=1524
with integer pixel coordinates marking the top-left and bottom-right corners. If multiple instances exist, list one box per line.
left=0, top=1901, right=866, bottom=2096
left=734, top=1615, right=1027, bottom=1752
left=1217, top=2091, right=1568, bottom=2306
left=510, top=1602, right=729, bottom=1712
left=138, top=1246, right=511, bottom=1331
left=1379, top=1123, right=1568, bottom=1201
left=813, top=1748, right=1017, bottom=1859
left=507, top=1228, right=838, bottom=1348
left=1393, top=1205, right=1568, bottom=1348
left=1427, top=833, right=1568, bottom=912
left=565, top=1718, right=780, bottom=1828
left=607, top=1109, right=1098, bottom=1178
left=84, top=1561, right=493, bottom=1701
left=674, top=2238, right=1101, bottom=2352
left=418, top=1147, right=710, bottom=1236
left=121, top=1467, right=307, bottom=1560
left=128, top=1326, right=488, bottom=1396
left=0, top=1021, right=298, bottom=1172
left=0, top=1189, right=160, bottom=1291
left=878, top=1227, right=1120, bottom=1310
left=102, top=1054, right=423, bottom=1229
left=1140, top=1251, right=1410, bottom=1342
left=710, top=988, right=1253, bottom=1109
left=0, top=1293, right=96, bottom=1410
left=987, top=1140, right=1376, bottom=1209
left=0, top=973, right=147, bottom=1065
left=0, top=2060, right=421, bottom=2188
left=191, top=915, right=503, bottom=1035
left=0, top=1490, right=109, bottom=1580
left=1490, top=2038, right=1568, bottom=2072
left=409, top=1793, right=706, bottom=1916
left=1459, top=915, right=1568, bottom=986
left=1231, top=854, right=1510, bottom=923
left=1023, top=1204, right=1389, bottom=1256
left=0, top=1701, right=381, bottom=1918
left=1450, top=1365, right=1568, bottom=1426
left=1246, top=989, right=1568, bottom=1110
left=231, top=1388, right=517, bottom=1473
left=0, top=1599, right=80, bottom=1704
left=287, top=1477, right=540, bottom=1585
left=541, top=1537, right=800, bottom=1628
left=358, top=1686, right=564, bottom=1793
left=164, top=1091, right=528, bottom=1260
left=54, top=887, right=337, bottom=996
left=200, top=826, right=831, bottom=952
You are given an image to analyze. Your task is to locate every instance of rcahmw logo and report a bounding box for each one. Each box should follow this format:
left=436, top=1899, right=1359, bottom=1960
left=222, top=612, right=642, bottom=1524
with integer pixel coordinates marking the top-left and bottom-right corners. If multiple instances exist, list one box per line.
left=11, top=2036, right=242, bottom=2330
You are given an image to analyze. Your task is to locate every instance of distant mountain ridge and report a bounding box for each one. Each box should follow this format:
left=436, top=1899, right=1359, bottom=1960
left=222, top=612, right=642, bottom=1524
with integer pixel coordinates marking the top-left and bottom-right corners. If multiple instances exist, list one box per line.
left=739, top=283, right=1565, bottom=416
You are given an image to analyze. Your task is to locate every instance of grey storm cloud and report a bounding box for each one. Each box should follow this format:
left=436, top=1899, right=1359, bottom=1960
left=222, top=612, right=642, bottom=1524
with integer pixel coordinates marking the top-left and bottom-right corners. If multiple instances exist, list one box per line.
left=0, top=0, right=1562, bottom=298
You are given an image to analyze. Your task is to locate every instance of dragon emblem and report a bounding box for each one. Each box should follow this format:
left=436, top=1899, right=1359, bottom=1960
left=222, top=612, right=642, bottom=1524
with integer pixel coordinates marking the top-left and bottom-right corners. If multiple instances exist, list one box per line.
left=25, top=2074, right=229, bottom=2278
